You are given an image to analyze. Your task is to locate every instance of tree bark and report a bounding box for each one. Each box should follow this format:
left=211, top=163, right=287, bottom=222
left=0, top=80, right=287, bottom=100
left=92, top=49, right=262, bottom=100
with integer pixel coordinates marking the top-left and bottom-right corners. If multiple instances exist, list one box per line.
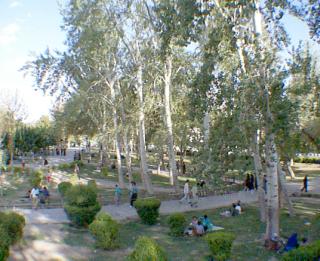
left=286, top=160, right=296, bottom=179
left=164, top=55, right=178, bottom=190
left=109, top=81, right=125, bottom=188
left=137, top=63, right=153, bottom=194
left=203, top=111, right=210, bottom=149
left=278, top=163, right=294, bottom=217
left=251, top=130, right=266, bottom=222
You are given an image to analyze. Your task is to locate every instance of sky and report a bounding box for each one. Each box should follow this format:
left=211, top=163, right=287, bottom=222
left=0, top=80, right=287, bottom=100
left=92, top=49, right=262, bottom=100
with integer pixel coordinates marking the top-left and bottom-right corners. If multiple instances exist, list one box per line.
left=0, top=1, right=319, bottom=123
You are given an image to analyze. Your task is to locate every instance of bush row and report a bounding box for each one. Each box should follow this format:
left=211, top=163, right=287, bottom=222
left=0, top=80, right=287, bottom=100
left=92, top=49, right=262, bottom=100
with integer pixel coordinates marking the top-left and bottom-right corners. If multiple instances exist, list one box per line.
left=282, top=240, right=320, bottom=261
left=294, top=157, right=320, bottom=164
left=0, top=212, right=25, bottom=261
left=58, top=160, right=84, bottom=171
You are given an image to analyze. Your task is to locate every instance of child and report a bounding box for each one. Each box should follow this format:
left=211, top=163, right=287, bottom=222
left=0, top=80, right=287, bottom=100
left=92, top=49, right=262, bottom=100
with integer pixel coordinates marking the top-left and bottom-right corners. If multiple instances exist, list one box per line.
left=114, top=184, right=122, bottom=206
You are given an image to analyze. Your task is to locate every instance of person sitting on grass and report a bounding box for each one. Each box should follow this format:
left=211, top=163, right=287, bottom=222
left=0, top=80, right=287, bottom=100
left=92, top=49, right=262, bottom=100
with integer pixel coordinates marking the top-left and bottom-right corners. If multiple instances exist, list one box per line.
left=283, top=233, right=299, bottom=252
left=195, top=221, right=205, bottom=236
left=184, top=216, right=199, bottom=236
left=200, top=214, right=214, bottom=232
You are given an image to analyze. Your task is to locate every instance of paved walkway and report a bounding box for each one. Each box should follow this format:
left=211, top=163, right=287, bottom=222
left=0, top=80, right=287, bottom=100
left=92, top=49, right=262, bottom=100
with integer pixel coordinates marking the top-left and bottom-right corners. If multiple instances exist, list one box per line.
left=15, top=191, right=258, bottom=224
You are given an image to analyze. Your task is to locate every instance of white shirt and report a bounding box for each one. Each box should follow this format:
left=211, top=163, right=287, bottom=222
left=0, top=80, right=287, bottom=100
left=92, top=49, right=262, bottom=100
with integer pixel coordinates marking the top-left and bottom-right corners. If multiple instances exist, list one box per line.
left=31, top=188, right=39, bottom=198
left=184, top=182, right=189, bottom=194
left=235, top=205, right=241, bottom=214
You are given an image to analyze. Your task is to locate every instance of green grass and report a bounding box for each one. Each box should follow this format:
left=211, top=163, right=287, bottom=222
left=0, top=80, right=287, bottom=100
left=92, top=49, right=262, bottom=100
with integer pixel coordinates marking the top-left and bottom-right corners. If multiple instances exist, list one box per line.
left=44, top=201, right=320, bottom=261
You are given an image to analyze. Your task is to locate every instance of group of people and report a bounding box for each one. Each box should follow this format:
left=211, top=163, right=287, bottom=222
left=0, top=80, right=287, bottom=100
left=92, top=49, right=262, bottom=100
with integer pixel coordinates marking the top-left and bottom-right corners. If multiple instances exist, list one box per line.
left=220, top=200, right=242, bottom=217
left=113, top=181, right=138, bottom=207
left=179, top=180, right=207, bottom=207
left=29, top=186, right=50, bottom=209
left=244, top=173, right=257, bottom=191
left=185, top=214, right=223, bottom=236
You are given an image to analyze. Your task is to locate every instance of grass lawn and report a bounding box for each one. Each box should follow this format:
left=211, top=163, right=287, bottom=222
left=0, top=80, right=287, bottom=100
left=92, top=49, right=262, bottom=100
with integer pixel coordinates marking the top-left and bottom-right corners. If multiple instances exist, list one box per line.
left=17, top=201, right=319, bottom=261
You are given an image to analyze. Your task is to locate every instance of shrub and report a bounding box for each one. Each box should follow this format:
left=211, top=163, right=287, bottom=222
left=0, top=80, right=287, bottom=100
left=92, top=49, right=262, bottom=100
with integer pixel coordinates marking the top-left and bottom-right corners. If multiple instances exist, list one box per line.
left=89, top=213, right=119, bottom=249
left=281, top=240, right=320, bottom=261
left=70, top=160, right=85, bottom=168
left=0, top=212, right=25, bottom=245
left=64, top=185, right=101, bottom=227
left=134, top=198, right=161, bottom=225
left=29, top=170, right=43, bottom=187
left=87, top=180, right=97, bottom=190
left=0, top=227, right=10, bottom=261
left=167, top=213, right=186, bottom=236
left=127, top=236, right=167, bottom=261
left=58, top=182, right=72, bottom=197
left=101, top=167, right=109, bottom=176
left=205, top=232, right=235, bottom=261
left=58, top=163, right=71, bottom=171
left=294, top=157, right=320, bottom=164
left=13, top=166, right=22, bottom=175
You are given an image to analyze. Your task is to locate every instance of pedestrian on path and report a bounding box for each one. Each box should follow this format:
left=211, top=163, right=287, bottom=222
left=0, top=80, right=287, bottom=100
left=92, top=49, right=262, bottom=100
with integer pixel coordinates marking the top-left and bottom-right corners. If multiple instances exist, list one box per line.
left=31, top=186, right=40, bottom=210
left=114, top=184, right=122, bottom=206
left=180, top=180, right=190, bottom=204
left=301, top=175, right=308, bottom=192
left=74, top=163, right=80, bottom=180
left=129, top=181, right=138, bottom=207
left=190, top=183, right=198, bottom=207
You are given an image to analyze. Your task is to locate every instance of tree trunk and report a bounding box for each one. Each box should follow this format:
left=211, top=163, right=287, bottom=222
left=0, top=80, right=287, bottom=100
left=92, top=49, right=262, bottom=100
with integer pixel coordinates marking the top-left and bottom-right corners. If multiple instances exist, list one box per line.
left=137, top=63, right=153, bottom=194
left=286, top=160, right=296, bottom=179
left=251, top=130, right=266, bottom=222
left=118, top=82, right=133, bottom=182
left=265, top=131, right=280, bottom=240
left=109, top=81, right=125, bottom=188
left=203, top=111, right=210, bottom=149
left=278, top=163, right=294, bottom=217
left=164, top=55, right=178, bottom=190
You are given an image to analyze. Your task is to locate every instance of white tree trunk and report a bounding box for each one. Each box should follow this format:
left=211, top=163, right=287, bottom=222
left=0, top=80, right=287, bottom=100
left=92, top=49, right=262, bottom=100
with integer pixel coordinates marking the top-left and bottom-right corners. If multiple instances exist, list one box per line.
left=252, top=130, right=266, bottom=222
left=109, top=81, right=125, bottom=188
left=278, top=163, right=294, bottom=216
left=203, top=111, right=210, bottom=149
left=164, top=55, right=178, bottom=189
left=286, top=160, right=296, bottom=179
left=137, top=64, right=153, bottom=194
left=118, top=83, right=133, bottom=182
left=265, top=131, right=280, bottom=240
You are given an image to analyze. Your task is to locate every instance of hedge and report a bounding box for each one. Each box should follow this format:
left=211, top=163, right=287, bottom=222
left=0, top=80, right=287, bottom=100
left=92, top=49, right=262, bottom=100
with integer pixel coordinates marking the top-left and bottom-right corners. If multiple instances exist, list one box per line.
left=281, top=240, right=320, bottom=261
left=64, top=185, right=101, bottom=227
left=58, top=182, right=72, bottom=197
left=29, top=170, right=43, bottom=187
left=167, top=213, right=186, bottom=237
left=134, top=198, right=161, bottom=225
left=127, top=236, right=167, bottom=261
left=294, top=157, right=320, bottom=164
left=89, top=213, right=120, bottom=249
left=0, top=227, right=10, bottom=261
left=205, top=232, right=235, bottom=261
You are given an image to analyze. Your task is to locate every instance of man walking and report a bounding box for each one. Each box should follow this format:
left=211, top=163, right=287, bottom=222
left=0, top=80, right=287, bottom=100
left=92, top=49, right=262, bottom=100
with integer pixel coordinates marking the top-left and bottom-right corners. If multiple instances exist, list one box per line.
left=180, top=180, right=190, bottom=204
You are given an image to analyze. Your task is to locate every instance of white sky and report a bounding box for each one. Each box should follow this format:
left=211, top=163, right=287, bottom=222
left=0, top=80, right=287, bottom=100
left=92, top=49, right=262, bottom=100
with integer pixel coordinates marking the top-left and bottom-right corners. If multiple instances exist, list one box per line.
left=0, top=1, right=319, bottom=123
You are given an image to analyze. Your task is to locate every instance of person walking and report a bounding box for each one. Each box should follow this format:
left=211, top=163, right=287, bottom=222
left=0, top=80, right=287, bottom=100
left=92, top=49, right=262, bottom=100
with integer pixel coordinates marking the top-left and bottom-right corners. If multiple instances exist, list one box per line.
left=74, top=163, right=80, bottom=180
left=129, top=181, right=138, bottom=207
left=190, top=183, right=198, bottom=207
left=114, top=184, right=122, bottom=206
left=301, top=175, right=308, bottom=192
left=31, top=186, right=40, bottom=210
left=180, top=180, right=190, bottom=204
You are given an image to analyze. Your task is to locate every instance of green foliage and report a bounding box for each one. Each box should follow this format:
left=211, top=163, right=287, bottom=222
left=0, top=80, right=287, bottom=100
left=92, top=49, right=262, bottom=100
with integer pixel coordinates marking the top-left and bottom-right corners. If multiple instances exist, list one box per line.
left=58, top=163, right=71, bottom=171
left=58, top=161, right=85, bottom=171
left=29, top=170, right=43, bottom=187
left=127, top=236, right=167, bottom=261
left=281, top=240, right=320, bottom=261
left=294, top=157, right=320, bottom=164
left=87, top=180, right=97, bottom=190
left=0, top=226, right=10, bottom=261
left=0, top=212, right=25, bottom=245
left=101, top=167, right=109, bottom=177
left=70, top=160, right=84, bottom=168
left=89, top=213, right=119, bottom=250
left=58, top=182, right=72, bottom=197
left=64, top=185, right=101, bottom=227
left=134, top=198, right=161, bottom=225
left=205, top=232, right=235, bottom=261
left=167, top=213, right=186, bottom=237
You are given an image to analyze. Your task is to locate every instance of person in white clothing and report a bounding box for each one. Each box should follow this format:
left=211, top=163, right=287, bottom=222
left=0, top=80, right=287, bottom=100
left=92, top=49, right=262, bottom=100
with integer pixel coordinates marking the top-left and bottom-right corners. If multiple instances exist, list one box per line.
left=31, top=187, right=40, bottom=210
left=180, top=180, right=190, bottom=204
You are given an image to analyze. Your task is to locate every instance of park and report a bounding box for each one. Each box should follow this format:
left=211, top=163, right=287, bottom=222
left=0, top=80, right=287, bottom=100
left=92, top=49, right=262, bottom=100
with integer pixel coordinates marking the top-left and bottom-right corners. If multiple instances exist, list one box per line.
left=0, top=0, right=320, bottom=260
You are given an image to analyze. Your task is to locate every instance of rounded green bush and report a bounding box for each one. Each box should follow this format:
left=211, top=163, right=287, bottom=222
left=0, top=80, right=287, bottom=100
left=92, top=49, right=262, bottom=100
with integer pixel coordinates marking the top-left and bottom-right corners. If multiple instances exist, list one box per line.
left=58, top=182, right=73, bottom=197
left=134, top=198, right=161, bottom=225
left=205, top=232, right=235, bottom=261
left=281, top=240, right=320, bottom=261
left=0, top=212, right=25, bottom=245
left=89, top=213, right=120, bottom=249
left=29, top=170, right=43, bottom=187
left=64, top=185, right=101, bottom=227
left=0, top=226, right=10, bottom=261
left=101, top=167, right=109, bottom=176
left=167, top=213, right=186, bottom=236
left=87, top=180, right=97, bottom=189
left=127, top=236, right=167, bottom=261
